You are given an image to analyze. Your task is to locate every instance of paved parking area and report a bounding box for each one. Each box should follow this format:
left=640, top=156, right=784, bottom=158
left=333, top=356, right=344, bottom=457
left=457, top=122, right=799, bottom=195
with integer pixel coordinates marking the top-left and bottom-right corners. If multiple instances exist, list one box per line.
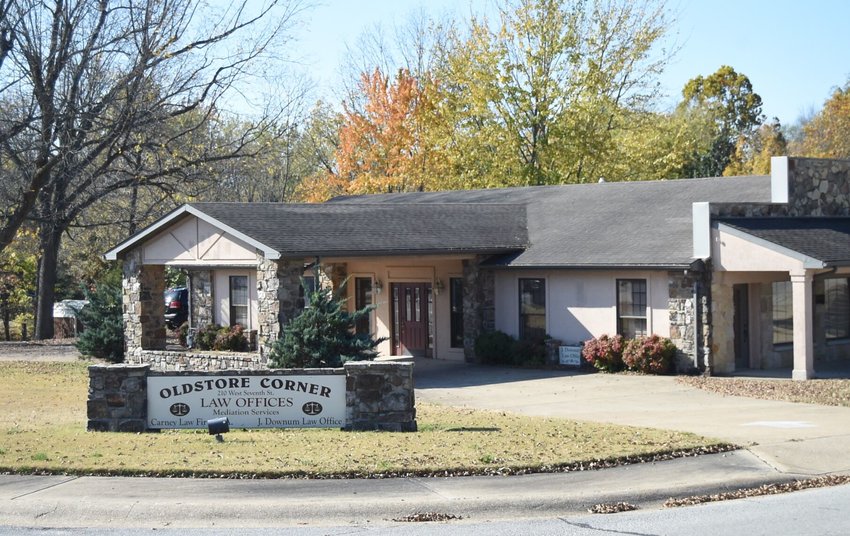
left=414, top=359, right=850, bottom=475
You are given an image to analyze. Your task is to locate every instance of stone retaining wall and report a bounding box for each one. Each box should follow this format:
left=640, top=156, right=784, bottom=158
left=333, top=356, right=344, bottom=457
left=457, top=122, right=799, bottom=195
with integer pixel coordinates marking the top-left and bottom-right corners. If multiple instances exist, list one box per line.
left=129, top=349, right=269, bottom=370
left=87, top=362, right=416, bottom=433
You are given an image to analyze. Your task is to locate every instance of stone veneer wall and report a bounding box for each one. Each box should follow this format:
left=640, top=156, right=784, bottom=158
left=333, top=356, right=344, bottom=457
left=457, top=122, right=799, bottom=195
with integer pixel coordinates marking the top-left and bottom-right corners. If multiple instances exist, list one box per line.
left=87, top=362, right=416, bottom=432
left=785, top=158, right=850, bottom=217
left=123, top=249, right=166, bottom=361
left=88, top=364, right=150, bottom=432
left=667, top=269, right=711, bottom=373
left=189, top=270, right=214, bottom=328
left=461, top=256, right=495, bottom=363
left=136, top=349, right=269, bottom=370
left=345, top=361, right=416, bottom=432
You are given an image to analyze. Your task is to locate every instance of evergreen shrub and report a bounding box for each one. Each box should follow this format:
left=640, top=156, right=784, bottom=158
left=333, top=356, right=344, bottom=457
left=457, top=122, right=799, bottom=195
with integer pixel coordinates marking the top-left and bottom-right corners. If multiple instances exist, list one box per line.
left=581, top=334, right=625, bottom=372
left=622, top=335, right=676, bottom=374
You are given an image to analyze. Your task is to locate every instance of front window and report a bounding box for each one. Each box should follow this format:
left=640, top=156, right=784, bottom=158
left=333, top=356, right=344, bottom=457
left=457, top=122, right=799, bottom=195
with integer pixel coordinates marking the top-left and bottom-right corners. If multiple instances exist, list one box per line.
left=617, top=279, right=647, bottom=339
left=772, top=281, right=793, bottom=345
left=824, top=278, right=850, bottom=340
left=450, top=278, right=464, bottom=348
left=354, top=277, right=373, bottom=335
left=519, top=278, right=546, bottom=341
left=297, top=276, right=316, bottom=309
left=229, top=275, right=249, bottom=327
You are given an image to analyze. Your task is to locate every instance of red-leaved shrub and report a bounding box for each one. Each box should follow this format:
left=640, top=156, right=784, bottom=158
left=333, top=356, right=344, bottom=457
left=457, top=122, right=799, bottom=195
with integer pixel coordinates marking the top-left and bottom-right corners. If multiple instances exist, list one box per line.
left=582, top=334, right=625, bottom=372
left=622, top=335, right=676, bottom=374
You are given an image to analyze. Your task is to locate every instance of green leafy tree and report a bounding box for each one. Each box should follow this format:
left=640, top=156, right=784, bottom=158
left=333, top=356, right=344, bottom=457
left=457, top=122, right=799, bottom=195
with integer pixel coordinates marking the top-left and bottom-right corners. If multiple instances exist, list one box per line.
left=724, top=119, right=787, bottom=176
left=793, top=81, right=850, bottom=159
left=268, top=280, right=383, bottom=368
left=75, top=267, right=124, bottom=363
left=679, top=65, right=765, bottom=177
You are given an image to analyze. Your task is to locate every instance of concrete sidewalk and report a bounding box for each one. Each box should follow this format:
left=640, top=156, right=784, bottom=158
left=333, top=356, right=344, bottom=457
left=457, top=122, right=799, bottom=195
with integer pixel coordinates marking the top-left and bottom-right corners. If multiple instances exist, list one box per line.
left=414, top=360, right=850, bottom=475
left=2, top=360, right=849, bottom=529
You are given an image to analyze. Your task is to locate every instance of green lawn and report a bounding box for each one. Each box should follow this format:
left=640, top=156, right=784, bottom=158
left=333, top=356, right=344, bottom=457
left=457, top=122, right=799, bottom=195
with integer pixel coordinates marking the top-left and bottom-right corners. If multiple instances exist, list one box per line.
left=0, top=361, right=728, bottom=477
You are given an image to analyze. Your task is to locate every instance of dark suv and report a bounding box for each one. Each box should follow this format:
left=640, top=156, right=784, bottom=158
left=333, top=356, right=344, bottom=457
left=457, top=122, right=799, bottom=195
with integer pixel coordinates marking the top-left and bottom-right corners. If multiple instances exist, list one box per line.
left=164, top=287, right=188, bottom=329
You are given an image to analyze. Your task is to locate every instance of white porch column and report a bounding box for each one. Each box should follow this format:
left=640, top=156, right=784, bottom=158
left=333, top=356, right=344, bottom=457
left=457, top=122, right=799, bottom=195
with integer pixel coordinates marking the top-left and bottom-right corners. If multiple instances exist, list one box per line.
left=790, top=270, right=815, bottom=380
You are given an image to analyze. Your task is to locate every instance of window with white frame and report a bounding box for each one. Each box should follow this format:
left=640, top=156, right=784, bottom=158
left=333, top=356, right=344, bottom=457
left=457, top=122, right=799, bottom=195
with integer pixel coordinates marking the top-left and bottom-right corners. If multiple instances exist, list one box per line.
left=354, top=277, right=373, bottom=335
left=772, top=281, right=793, bottom=345
left=617, top=279, right=647, bottom=338
left=229, top=275, right=249, bottom=327
left=519, top=278, right=546, bottom=341
left=824, top=278, right=850, bottom=340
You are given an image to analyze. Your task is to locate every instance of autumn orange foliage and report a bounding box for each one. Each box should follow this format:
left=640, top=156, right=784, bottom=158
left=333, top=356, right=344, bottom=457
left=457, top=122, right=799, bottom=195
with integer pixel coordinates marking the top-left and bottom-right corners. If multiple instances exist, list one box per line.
left=299, top=68, right=432, bottom=202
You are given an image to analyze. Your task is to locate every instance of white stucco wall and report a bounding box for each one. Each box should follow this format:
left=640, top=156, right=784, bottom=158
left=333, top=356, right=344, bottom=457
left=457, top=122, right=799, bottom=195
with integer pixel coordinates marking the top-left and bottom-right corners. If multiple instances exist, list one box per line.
left=494, top=269, right=670, bottom=344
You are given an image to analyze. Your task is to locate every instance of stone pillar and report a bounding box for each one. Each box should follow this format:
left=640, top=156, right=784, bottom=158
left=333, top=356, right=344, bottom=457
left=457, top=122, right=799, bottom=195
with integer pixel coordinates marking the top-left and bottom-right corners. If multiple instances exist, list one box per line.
left=257, top=256, right=303, bottom=356
left=123, top=250, right=166, bottom=362
left=668, top=270, right=701, bottom=373
left=461, top=256, right=495, bottom=363
left=710, top=277, right=734, bottom=375
left=791, top=270, right=815, bottom=380
left=344, top=361, right=416, bottom=432
left=189, top=270, right=214, bottom=328
left=87, top=364, right=150, bottom=432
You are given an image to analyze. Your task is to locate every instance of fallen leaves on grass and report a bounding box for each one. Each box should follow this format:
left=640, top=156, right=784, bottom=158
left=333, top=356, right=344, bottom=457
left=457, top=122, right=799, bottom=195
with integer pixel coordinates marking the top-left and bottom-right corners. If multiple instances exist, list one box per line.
left=664, top=475, right=850, bottom=507
left=677, top=376, right=850, bottom=407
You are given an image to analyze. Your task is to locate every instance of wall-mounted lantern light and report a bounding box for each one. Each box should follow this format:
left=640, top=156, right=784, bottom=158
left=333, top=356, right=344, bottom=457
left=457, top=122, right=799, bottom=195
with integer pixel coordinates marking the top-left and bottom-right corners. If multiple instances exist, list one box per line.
left=374, top=278, right=384, bottom=294
left=433, top=278, right=444, bottom=295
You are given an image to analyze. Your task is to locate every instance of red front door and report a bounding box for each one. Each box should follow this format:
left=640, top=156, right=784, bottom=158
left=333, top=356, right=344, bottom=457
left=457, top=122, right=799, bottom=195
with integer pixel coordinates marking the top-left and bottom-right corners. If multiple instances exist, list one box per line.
left=391, top=283, right=431, bottom=357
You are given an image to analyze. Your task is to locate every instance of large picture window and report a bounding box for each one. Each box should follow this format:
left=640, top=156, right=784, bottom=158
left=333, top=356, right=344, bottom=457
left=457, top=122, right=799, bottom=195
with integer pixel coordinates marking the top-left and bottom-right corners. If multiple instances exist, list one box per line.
left=229, top=275, right=249, bottom=327
left=450, top=278, right=464, bottom=348
left=772, top=281, right=793, bottom=345
left=354, top=277, right=373, bottom=335
left=617, top=279, right=647, bottom=339
left=824, top=278, right=850, bottom=340
left=519, top=278, right=546, bottom=341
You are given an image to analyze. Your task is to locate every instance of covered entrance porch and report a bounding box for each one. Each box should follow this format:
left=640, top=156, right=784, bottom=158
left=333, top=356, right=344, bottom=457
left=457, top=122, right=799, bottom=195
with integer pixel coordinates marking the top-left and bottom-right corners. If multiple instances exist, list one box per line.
left=711, top=218, right=850, bottom=379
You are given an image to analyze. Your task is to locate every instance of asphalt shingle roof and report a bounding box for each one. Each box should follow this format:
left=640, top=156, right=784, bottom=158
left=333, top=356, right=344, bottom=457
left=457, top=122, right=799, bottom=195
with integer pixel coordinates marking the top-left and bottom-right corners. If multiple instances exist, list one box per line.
left=720, top=217, right=850, bottom=265
left=187, top=202, right=528, bottom=257
left=329, top=176, right=773, bottom=268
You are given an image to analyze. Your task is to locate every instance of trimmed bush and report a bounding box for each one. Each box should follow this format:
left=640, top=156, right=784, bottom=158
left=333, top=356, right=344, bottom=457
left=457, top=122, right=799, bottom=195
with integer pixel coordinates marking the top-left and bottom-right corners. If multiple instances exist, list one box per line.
left=192, top=324, right=248, bottom=352
left=75, top=270, right=124, bottom=363
left=474, top=331, right=516, bottom=365
left=622, top=335, right=677, bottom=374
left=512, top=337, right=547, bottom=366
left=581, top=334, right=625, bottom=372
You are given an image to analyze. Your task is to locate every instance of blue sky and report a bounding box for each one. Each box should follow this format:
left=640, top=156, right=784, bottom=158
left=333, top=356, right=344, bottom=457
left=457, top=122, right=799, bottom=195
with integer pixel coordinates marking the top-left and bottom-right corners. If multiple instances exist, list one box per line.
left=294, top=0, right=850, bottom=125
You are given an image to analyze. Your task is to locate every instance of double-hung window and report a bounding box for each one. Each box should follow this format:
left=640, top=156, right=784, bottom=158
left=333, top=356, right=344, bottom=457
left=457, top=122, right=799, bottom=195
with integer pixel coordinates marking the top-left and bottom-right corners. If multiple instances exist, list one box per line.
left=617, top=279, right=647, bottom=338
left=229, top=275, right=249, bottom=327
left=519, top=278, right=546, bottom=341
left=772, top=281, right=793, bottom=345
left=824, top=278, right=850, bottom=340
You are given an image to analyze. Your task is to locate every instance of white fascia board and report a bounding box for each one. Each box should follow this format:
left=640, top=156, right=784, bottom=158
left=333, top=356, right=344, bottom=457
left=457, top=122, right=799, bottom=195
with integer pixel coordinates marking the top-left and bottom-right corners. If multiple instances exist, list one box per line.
left=692, top=202, right=711, bottom=259
left=716, top=222, right=825, bottom=270
left=103, top=204, right=280, bottom=261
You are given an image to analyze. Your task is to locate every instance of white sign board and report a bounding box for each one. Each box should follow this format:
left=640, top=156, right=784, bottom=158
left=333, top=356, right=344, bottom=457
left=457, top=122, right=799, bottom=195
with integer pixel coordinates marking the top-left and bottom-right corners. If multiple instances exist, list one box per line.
left=147, top=374, right=346, bottom=429
left=559, top=346, right=583, bottom=367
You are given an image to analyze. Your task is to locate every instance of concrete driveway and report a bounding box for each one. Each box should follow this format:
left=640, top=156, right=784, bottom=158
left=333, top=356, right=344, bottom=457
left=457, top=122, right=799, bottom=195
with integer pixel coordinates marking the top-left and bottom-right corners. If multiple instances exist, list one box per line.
left=413, top=360, right=850, bottom=476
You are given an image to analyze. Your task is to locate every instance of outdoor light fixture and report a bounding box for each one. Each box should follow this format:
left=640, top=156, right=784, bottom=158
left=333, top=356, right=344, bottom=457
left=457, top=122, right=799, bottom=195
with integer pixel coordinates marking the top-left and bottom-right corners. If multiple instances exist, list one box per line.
left=433, top=278, right=444, bottom=295
left=207, top=417, right=230, bottom=442
left=374, top=278, right=383, bottom=294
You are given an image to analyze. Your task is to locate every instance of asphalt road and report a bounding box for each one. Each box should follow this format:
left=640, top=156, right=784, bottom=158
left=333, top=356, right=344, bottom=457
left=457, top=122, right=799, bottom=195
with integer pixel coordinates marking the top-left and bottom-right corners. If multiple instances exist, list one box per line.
left=3, top=482, right=849, bottom=535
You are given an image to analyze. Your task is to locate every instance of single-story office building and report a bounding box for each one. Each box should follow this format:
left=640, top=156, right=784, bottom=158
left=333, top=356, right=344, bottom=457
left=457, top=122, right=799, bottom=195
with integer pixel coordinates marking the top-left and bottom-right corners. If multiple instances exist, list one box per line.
left=106, top=156, right=850, bottom=379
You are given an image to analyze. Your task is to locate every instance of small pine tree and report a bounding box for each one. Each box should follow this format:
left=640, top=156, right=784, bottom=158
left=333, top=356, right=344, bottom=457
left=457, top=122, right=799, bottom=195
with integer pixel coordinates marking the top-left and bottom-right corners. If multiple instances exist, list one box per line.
left=268, top=279, right=383, bottom=368
left=76, top=268, right=124, bottom=363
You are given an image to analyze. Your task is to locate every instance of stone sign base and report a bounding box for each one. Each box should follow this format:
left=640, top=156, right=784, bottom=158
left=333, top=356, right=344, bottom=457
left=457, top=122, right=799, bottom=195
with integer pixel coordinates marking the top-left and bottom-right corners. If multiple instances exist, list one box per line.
left=88, top=361, right=416, bottom=433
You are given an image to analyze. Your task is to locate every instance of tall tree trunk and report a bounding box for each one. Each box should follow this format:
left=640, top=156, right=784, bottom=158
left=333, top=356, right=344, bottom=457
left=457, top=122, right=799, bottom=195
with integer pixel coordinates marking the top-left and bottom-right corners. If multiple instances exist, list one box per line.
left=34, top=223, right=62, bottom=340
